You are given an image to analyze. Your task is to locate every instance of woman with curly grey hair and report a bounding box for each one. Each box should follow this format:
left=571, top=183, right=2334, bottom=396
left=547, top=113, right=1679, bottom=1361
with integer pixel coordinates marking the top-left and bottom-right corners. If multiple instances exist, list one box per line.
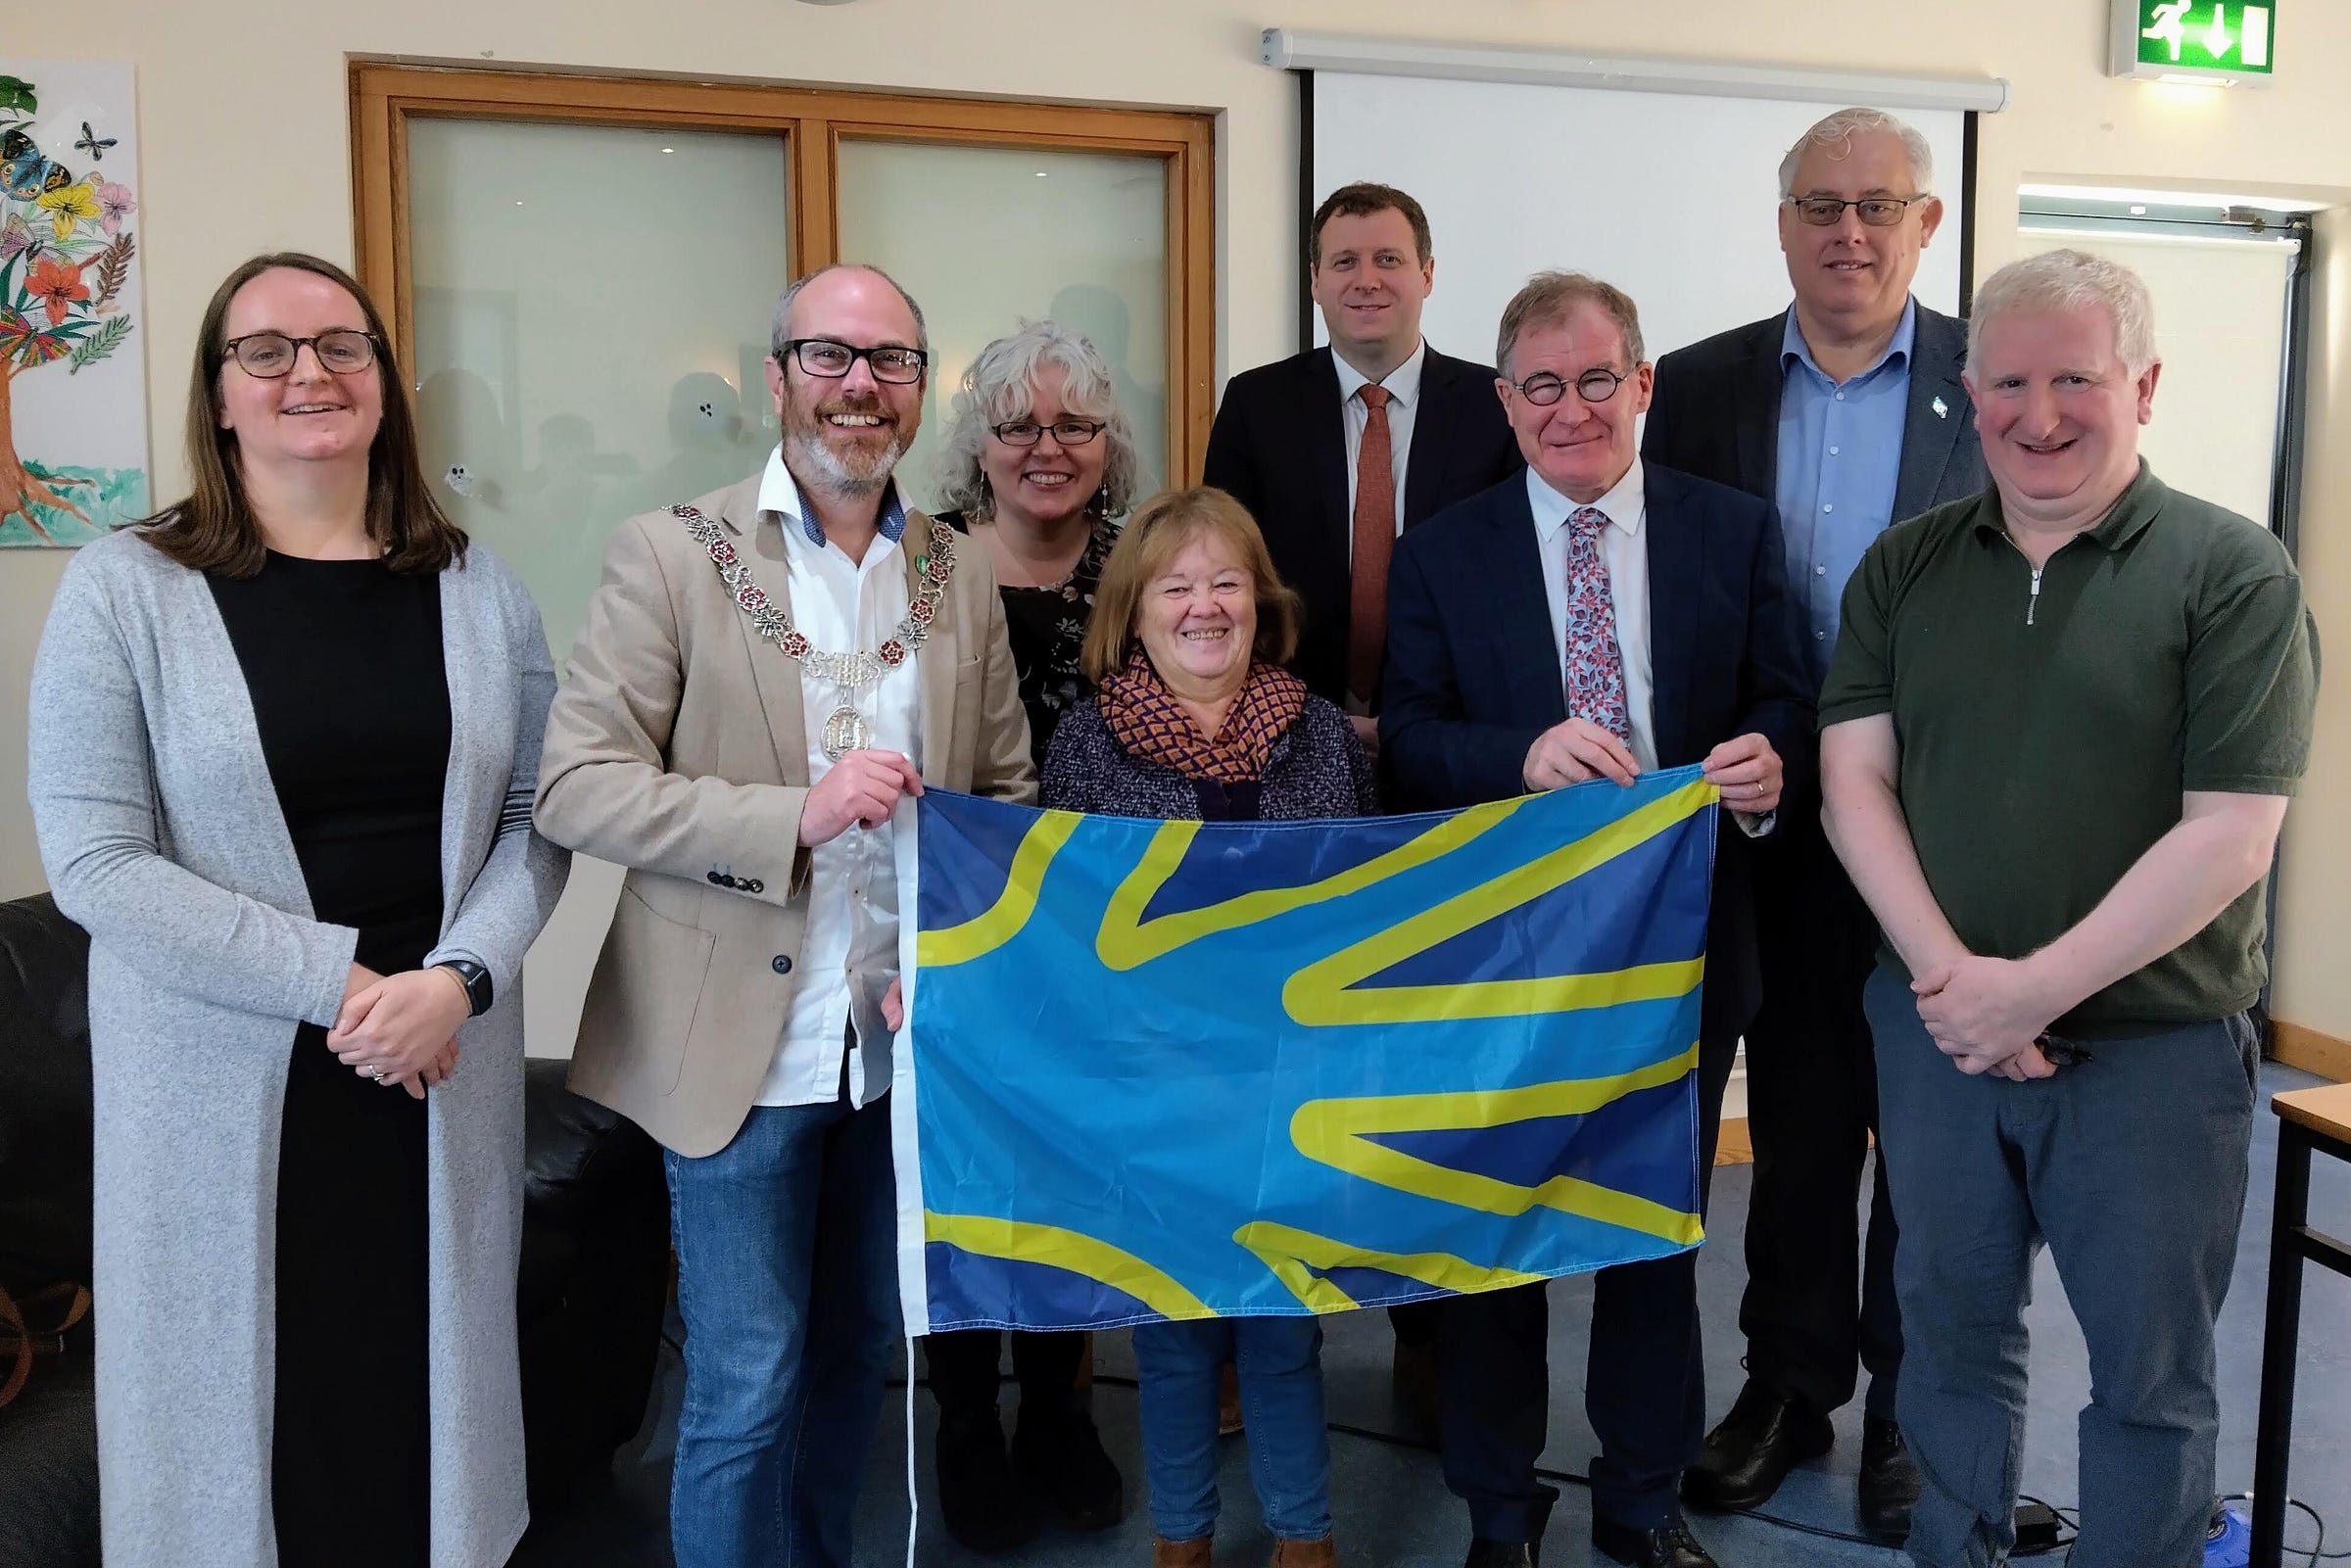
left=922, top=317, right=1138, bottom=1552
left=933, top=318, right=1143, bottom=767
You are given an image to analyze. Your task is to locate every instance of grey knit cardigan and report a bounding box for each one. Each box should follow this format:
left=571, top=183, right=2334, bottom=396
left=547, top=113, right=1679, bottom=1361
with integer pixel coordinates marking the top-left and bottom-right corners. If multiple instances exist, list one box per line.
left=25, top=527, right=569, bottom=1568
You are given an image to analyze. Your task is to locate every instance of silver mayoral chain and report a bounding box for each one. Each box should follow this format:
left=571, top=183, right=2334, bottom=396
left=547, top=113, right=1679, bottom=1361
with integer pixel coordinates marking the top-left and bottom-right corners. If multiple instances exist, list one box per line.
left=673, top=503, right=957, bottom=761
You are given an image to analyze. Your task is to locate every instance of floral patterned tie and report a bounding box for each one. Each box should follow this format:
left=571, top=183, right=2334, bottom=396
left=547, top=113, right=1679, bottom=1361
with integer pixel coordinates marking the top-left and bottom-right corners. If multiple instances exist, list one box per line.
left=1563, top=505, right=1632, bottom=744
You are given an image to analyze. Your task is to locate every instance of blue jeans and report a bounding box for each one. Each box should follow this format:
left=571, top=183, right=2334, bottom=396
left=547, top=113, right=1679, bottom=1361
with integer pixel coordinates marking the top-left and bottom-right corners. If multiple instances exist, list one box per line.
left=1133, top=1315, right=1332, bottom=1542
left=664, top=1089, right=898, bottom=1568
left=1866, top=967, right=2258, bottom=1568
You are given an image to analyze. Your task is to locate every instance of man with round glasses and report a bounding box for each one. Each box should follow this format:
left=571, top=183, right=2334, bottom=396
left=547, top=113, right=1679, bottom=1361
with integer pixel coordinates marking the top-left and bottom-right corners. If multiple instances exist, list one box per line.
left=1644, top=106, right=1988, bottom=1540
left=536, top=262, right=1033, bottom=1568
left=1383, top=271, right=1811, bottom=1568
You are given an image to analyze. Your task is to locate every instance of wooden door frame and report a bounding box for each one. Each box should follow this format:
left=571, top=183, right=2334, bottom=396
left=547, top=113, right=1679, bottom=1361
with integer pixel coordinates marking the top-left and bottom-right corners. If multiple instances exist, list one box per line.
left=350, top=62, right=1217, bottom=482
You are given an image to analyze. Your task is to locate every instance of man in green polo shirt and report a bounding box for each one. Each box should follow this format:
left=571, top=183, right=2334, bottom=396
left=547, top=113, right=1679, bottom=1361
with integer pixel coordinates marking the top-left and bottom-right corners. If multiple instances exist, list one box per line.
left=1818, top=247, right=2318, bottom=1568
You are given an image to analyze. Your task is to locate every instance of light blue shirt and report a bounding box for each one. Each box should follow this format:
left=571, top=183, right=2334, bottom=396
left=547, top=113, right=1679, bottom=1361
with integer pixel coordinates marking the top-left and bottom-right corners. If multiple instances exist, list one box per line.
left=1774, top=298, right=1915, bottom=685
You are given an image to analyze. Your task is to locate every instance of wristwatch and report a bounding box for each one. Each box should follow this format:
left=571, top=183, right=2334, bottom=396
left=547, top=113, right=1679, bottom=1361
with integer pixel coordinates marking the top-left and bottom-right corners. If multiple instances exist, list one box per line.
left=436, top=959, right=494, bottom=1019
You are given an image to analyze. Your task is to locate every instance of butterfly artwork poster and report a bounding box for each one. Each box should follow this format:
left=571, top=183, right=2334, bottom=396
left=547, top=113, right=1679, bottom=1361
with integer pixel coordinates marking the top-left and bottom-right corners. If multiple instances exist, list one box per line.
left=0, top=59, right=146, bottom=546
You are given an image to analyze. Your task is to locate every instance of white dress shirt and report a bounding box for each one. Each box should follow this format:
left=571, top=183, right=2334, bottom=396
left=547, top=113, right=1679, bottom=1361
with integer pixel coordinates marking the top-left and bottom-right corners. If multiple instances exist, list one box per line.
left=1528, top=462, right=1657, bottom=771
left=1526, top=461, right=1771, bottom=834
left=1334, top=338, right=1426, bottom=552
left=753, top=446, right=925, bottom=1110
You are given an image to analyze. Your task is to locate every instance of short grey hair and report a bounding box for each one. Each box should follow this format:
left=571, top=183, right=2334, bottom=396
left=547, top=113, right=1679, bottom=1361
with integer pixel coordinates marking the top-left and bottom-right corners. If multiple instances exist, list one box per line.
left=932, top=318, right=1145, bottom=519
left=1778, top=108, right=1934, bottom=198
left=1496, top=271, right=1645, bottom=381
left=768, top=262, right=929, bottom=360
left=1968, top=249, right=2159, bottom=377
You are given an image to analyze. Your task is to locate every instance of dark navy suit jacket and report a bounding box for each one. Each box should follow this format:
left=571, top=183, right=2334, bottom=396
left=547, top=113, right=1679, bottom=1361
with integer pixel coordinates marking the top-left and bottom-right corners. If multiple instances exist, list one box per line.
left=1378, top=462, right=1815, bottom=1042
left=1642, top=302, right=1986, bottom=532
left=1202, top=344, right=1521, bottom=706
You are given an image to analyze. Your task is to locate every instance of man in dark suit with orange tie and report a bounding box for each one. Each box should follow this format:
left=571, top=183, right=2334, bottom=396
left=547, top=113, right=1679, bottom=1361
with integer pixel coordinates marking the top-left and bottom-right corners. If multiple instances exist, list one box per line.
left=1204, top=181, right=1519, bottom=1416
left=1204, top=182, right=1522, bottom=748
left=1383, top=271, right=1812, bottom=1568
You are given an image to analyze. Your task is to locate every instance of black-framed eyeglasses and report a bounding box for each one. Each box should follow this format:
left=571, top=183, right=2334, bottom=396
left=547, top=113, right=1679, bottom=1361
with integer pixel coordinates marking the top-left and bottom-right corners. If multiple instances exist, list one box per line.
left=1507, top=367, right=1631, bottom=406
left=779, top=338, right=929, bottom=384
left=990, top=417, right=1107, bottom=448
left=222, top=330, right=378, bottom=378
left=1786, top=195, right=1930, bottom=227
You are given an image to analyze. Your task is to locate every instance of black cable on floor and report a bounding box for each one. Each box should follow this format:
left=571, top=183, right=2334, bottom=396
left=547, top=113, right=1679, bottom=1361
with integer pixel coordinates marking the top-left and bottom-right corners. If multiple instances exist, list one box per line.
left=2220, top=1492, right=2342, bottom=1566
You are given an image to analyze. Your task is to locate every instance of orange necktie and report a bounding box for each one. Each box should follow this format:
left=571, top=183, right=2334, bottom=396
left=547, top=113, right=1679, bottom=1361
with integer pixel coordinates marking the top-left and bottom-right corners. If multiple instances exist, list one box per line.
left=1348, top=383, right=1395, bottom=704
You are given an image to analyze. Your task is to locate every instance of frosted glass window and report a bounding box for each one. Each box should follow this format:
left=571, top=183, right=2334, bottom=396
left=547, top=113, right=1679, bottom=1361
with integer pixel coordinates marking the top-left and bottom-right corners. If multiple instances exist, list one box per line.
left=408, top=119, right=791, bottom=1062
left=836, top=140, right=1170, bottom=509
left=407, top=119, right=792, bottom=666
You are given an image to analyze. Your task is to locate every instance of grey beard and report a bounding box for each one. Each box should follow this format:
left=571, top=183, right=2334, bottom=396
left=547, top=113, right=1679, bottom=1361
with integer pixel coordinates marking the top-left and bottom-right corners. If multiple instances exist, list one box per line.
left=785, top=425, right=905, bottom=499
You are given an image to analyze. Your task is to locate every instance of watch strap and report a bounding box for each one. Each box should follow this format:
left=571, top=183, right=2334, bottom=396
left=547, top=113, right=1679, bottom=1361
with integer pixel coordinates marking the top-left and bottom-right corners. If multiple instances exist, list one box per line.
left=437, top=959, right=493, bottom=1018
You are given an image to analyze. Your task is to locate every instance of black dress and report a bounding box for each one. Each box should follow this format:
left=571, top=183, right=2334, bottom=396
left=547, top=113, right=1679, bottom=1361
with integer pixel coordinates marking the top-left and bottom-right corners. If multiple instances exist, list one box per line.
left=938, top=511, right=1116, bottom=767
left=209, top=551, right=450, bottom=1568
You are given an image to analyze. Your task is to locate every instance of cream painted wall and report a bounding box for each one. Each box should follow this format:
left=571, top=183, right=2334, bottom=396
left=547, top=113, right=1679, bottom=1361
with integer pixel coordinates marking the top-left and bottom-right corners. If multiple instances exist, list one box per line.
left=3, top=0, right=2349, bottom=1036
left=2, top=550, right=69, bottom=897
left=2271, top=204, right=2351, bottom=1042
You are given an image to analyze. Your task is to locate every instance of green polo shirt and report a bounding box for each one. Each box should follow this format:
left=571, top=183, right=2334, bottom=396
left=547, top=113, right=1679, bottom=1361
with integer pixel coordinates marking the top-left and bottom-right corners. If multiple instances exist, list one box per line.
left=1819, top=462, right=2319, bottom=1032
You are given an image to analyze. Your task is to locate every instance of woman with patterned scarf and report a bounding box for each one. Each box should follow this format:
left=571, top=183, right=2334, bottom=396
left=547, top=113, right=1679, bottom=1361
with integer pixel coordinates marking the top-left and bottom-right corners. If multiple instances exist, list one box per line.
left=1042, top=485, right=1372, bottom=1568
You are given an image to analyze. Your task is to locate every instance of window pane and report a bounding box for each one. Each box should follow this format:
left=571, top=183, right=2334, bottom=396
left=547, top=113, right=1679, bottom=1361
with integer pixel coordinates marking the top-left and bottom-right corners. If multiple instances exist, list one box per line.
left=407, top=118, right=791, bottom=1063
left=836, top=139, right=1169, bottom=510
left=407, top=118, right=791, bottom=665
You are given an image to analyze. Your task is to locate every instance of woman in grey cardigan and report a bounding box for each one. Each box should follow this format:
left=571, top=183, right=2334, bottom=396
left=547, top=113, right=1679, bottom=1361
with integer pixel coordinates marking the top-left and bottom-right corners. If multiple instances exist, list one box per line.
left=26, top=253, right=567, bottom=1568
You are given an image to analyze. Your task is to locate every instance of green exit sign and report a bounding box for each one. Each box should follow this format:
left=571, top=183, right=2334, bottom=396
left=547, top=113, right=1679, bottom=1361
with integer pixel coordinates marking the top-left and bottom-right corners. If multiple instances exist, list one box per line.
left=2112, top=1, right=2277, bottom=81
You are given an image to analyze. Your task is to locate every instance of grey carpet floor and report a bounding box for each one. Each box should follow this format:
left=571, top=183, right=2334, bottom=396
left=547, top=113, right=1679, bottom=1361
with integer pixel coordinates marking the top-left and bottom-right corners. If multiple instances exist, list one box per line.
left=512, top=1061, right=2351, bottom=1567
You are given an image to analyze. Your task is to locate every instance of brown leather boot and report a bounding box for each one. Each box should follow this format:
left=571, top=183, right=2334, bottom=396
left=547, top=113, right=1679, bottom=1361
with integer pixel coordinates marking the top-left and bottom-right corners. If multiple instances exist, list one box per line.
left=1153, top=1535, right=1213, bottom=1568
left=1271, top=1536, right=1336, bottom=1567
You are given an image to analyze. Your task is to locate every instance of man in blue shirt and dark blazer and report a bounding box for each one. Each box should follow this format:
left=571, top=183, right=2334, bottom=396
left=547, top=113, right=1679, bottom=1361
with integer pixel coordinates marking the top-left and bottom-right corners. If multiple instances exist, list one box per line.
left=1642, top=107, right=1986, bottom=1540
left=1383, top=272, right=1812, bottom=1568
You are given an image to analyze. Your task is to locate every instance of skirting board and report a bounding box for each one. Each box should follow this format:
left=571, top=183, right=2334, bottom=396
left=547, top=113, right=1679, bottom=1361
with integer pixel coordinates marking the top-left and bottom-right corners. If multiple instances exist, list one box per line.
left=2273, top=1020, right=2351, bottom=1083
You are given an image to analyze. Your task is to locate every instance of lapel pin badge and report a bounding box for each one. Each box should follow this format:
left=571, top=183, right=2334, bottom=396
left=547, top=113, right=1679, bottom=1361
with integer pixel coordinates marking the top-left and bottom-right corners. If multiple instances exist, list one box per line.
left=1932, top=396, right=1949, bottom=420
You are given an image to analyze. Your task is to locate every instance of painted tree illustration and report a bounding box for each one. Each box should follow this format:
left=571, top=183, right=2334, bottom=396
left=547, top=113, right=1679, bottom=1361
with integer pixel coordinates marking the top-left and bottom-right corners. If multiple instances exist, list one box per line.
left=1, top=73, right=137, bottom=543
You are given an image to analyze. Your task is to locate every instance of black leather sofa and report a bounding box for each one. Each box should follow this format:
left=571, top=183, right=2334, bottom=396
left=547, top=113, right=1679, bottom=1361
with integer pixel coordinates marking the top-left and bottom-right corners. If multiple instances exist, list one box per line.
left=0, top=891, right=670, bottom=1568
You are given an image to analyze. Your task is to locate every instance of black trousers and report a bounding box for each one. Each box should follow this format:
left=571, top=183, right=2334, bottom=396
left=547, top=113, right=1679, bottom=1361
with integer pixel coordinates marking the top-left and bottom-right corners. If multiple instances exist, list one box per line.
left=1739, top=808, right=1902, bottom=1419
left=1437, top=1026, right=1738, bottom=1540
left=925, top=1327, right=1087, bottom=1424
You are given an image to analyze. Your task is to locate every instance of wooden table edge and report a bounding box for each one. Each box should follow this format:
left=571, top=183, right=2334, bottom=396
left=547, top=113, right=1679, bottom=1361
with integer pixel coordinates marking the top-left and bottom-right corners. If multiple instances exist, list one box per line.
left=2273, top=1082, right=2351, bottom=1144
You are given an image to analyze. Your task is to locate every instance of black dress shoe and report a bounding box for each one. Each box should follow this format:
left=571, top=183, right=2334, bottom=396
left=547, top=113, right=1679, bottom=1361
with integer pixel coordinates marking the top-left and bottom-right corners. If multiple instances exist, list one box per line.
left=1591, top=1518, right=1719, bottom=1568
left=935, top=1410, right=1043, bottom=1552
left=1681, top=1379, right=1834, bottom=1511
left=1011, top=1402, right=1126, bottom=1530
left=1462, top=1538, right=1538, bottom=1567
left=1857, top=1415, right=1922, bottom=1544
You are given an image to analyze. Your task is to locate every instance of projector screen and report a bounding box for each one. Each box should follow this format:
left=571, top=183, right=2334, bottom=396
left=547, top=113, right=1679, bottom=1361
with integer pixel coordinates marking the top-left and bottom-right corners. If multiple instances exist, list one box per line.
left=1304, top=71, right=1971, bottom=366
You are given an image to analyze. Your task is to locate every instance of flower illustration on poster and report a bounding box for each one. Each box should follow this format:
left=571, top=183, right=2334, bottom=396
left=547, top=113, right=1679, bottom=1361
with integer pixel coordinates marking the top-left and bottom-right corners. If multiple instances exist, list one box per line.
left=0, top=60, right=146, bottom=546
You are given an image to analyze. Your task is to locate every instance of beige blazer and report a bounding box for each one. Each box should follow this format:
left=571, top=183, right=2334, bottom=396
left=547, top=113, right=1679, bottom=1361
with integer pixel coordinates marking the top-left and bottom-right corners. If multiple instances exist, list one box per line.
left=536, top=473, right=1035, bottom=1156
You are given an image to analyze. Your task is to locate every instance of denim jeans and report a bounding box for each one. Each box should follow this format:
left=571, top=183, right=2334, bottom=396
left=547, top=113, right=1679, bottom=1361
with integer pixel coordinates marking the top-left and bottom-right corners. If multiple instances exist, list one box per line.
left=1133, top=1315, right=1332, bottom=1542
left=1866, top=967, right=2258, bottom=1568
left=664, top=1088, right=898, bottom=1568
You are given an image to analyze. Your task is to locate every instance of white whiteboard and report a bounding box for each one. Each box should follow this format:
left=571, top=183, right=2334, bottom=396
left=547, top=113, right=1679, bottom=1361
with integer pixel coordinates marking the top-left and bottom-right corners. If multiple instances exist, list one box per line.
left=1308, top=72, right=1968, bottom=366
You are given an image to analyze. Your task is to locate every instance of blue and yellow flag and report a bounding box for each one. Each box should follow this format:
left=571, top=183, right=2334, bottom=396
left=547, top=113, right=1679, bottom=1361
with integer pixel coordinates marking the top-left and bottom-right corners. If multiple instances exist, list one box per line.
left=890, top=765, right=1718, bottom=1333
